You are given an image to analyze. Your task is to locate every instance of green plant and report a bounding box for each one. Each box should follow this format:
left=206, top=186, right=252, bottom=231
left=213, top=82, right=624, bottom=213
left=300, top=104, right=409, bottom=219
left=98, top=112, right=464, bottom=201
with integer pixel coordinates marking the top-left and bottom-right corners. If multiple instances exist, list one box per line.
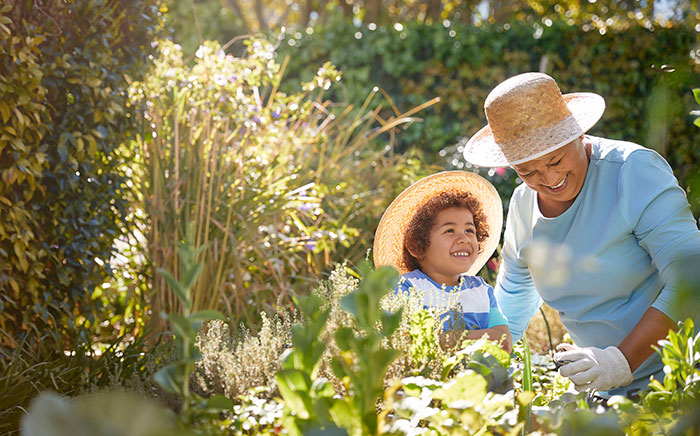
left=329, top=264, right=402, bottom=436
left=20, top=390, right=180, bottom=436
left=129, top=36, right=438, bottom=330
left=0, top=0, right=163, bottom=347
left=153, top=224, right=230, bottom=421
left=194, top=312, right=294, bottom=400
left=275, top=293, right=341, bottom=435
left=690, top=88, right=700, bottom=128
left=274, top=265, right=403, bottom=436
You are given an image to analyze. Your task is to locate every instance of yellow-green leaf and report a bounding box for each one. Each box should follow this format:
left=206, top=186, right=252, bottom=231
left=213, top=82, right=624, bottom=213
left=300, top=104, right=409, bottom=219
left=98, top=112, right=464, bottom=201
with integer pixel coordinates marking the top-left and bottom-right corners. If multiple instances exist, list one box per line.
left=8, top=278, right=19, bottom=294
left=0, top=102, right=10, bottom=124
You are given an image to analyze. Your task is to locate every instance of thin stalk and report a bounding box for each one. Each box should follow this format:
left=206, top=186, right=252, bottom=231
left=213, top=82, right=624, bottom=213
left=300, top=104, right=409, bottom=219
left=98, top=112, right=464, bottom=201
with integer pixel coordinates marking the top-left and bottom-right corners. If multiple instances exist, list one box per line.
left=521, top=337, right=533, bottom=436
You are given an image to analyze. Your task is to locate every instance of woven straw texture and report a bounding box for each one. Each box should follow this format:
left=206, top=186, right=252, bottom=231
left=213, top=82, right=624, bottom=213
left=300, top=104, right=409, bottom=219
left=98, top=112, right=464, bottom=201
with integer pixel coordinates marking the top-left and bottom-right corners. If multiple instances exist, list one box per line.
left=373, top=171, right=503, bottom=277
left=463, top=73, right=605, bottom=167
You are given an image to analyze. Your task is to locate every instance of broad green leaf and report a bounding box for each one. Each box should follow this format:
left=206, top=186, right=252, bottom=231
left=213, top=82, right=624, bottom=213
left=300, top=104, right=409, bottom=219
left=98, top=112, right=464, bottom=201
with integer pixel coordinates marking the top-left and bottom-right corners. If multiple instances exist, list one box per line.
left=157, top=268, right=191, bottom=309
left=433, top=370, right=487, bottom=406
left=204, top=394, right=234, bottom=410
left=276, top=369, right=312, bottom=419
left=154, top=364, right=184, bottom=395
left=189, top=310, right=225, bottom=321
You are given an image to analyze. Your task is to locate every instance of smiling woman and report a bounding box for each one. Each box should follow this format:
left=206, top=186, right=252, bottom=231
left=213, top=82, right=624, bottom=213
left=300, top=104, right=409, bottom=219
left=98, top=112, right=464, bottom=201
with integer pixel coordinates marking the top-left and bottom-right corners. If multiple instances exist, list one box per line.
left=512, top=137, right=591, bottom=217
left=463, top=72, right=700, bottom=398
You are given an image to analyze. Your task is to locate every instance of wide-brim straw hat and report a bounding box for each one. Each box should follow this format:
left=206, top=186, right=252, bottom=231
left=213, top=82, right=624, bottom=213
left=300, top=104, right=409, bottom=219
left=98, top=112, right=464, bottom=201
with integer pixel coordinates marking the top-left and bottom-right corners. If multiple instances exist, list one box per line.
left=373, top=171, right=503, bottom=276
left=463, top=72, right=605, bottom=167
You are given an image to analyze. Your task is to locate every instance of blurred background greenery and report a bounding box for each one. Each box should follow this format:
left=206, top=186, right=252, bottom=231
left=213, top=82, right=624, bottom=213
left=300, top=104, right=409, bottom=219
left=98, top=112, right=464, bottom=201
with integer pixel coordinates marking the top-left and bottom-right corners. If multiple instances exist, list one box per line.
left=1, top=0, right=699, bottom=434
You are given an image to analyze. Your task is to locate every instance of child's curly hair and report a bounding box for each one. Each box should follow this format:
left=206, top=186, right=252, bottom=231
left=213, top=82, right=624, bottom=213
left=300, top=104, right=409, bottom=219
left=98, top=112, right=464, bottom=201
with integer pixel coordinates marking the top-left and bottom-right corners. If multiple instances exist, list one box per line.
left=402, top=191, right=489, bottom=272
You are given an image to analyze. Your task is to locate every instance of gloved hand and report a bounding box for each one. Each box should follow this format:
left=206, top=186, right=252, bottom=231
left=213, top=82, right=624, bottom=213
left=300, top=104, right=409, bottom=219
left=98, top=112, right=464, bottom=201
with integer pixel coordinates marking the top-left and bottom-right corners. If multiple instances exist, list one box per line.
left=553, top=344, right=633, bottom=392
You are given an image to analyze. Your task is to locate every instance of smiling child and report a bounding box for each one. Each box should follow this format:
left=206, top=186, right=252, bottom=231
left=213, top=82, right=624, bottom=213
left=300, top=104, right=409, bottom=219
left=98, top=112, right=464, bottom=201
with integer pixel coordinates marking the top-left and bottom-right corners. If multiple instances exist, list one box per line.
left=374, top=171, right=512, bottom=352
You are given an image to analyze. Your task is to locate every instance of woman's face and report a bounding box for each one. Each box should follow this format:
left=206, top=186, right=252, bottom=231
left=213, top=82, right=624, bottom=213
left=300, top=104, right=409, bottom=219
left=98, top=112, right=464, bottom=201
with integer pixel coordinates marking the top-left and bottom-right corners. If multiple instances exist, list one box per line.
left=512, top=137, right=590, bottom=214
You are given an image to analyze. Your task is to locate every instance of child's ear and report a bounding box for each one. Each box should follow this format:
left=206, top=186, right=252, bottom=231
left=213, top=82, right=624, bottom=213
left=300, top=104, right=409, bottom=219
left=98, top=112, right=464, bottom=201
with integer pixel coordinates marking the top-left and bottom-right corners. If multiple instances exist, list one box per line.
left=406, top=243, right=423, bottom=261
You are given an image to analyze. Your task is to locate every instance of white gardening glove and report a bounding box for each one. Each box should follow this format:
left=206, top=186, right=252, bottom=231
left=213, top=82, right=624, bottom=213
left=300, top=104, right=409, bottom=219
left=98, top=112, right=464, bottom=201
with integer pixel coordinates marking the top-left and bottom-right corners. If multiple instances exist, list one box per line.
left=553, top=344, right=633, bottom=392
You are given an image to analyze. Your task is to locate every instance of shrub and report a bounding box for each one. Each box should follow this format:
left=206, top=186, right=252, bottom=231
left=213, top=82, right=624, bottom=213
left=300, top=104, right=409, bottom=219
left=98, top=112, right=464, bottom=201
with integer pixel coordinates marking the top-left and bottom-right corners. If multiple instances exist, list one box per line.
left=128, top=36, right=439, bottom=328
left=278, top=17, right=700, bottom=215
left=0, top=0, right=162, bottom=346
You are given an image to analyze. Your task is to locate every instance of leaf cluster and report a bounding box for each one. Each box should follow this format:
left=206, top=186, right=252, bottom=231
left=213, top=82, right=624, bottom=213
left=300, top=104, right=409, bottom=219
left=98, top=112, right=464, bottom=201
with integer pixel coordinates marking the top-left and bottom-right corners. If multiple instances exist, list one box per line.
left=0, top=0, right=163, bottom=348
left=278, top=17, right=700, bottom=216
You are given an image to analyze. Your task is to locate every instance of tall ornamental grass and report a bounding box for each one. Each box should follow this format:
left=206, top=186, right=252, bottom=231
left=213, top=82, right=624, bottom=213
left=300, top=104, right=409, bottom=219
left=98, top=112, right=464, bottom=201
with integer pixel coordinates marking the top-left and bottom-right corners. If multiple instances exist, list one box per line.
left=128, top=37, right=438, bottom=326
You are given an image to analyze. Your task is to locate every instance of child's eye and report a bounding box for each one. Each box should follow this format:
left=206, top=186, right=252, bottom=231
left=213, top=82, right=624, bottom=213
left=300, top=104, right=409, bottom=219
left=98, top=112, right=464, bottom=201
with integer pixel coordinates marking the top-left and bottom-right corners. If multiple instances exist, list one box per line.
left=444, top=229, right=454, bottom=234
left=466, top=229, right=475, bottom=234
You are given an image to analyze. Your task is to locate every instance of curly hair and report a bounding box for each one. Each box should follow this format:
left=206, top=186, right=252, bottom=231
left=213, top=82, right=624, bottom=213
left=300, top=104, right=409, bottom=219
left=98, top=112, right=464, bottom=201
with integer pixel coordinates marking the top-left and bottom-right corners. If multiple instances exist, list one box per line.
left=402, top=191, right=489, bottom=272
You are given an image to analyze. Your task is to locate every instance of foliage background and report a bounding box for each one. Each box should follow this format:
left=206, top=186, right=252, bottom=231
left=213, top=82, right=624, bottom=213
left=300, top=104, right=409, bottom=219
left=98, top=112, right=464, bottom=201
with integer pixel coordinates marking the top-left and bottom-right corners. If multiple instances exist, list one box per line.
left=2, top=0, right=700, bottom=433
left=0, top=0, right=163, bottom=346
left=275, top=16, right=700, bottom=214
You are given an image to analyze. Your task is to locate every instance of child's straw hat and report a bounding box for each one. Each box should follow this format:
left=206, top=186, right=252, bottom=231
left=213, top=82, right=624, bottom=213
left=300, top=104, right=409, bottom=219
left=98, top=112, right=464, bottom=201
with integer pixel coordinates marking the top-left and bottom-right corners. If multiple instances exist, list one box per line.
left=463, top=72, right=605, bottom=167
left=373, top=171, right=502, bottom=276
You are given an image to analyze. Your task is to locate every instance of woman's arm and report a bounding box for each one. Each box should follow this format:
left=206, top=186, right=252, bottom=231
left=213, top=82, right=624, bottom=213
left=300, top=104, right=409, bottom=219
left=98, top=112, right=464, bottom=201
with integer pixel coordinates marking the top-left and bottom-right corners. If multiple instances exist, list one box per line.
left=618, top=306, right=678, bottom=372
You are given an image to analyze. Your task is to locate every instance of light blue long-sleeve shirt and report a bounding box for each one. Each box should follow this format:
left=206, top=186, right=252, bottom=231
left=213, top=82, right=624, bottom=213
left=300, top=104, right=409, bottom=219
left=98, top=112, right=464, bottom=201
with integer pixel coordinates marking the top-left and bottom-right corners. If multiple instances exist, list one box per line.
left=495, top=135, right=700, bottom=396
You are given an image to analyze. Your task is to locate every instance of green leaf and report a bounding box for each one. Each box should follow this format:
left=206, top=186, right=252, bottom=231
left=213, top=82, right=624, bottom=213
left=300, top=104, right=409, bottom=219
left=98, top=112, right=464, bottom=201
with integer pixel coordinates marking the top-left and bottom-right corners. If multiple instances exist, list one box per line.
left=692, top=88, right=700, bottom=105
left=189, top=310, right=225, bottom=321
left=168, top=313, right=195, bottom=341
left=204, top=394, right=234, bottom=410
left=157, top=268, right=191, bottom=310
left=380, top=309, right=403, bottom=337
left=433, top=370, right=487, bottom=406
left=154, top=364, right=185, bottom=395
left=276, top=369, right=312, bottom=419
left=335, top=327, right=354, bottom=351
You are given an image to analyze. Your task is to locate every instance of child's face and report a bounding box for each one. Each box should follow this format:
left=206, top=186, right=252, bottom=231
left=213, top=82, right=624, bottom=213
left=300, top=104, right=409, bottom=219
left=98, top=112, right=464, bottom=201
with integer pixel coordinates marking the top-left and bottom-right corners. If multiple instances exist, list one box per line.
left=413, top=207, right=478, bottom=286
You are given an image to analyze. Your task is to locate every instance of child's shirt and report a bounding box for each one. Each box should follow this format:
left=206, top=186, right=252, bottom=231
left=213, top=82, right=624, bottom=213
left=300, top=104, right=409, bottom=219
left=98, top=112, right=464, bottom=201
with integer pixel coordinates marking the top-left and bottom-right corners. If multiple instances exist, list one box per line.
left=396, top=269, right=508, bottom=331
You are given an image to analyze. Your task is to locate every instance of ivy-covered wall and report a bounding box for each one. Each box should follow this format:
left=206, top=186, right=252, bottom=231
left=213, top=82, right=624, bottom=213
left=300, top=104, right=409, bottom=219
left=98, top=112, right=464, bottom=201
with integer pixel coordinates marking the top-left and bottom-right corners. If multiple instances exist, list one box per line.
left=278, top=18, right=700, bottom=209
left=0, top=1, right=161, bottom=345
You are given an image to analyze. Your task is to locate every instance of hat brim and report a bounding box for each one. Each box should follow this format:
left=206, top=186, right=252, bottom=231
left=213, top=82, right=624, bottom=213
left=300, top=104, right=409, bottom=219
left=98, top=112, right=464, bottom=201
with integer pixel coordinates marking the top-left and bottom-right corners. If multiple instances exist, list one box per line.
left=463, top=92, right=605, bottom=167
left=373, top=171, right=503, bottom=277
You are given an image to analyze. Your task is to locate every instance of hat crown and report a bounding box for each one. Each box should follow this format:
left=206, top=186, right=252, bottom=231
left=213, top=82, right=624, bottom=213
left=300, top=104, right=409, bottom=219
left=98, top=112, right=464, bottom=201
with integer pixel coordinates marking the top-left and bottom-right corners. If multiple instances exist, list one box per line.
left=485, top=73, right=573, bottom=149
left=463, top=72, right=605, bottom=167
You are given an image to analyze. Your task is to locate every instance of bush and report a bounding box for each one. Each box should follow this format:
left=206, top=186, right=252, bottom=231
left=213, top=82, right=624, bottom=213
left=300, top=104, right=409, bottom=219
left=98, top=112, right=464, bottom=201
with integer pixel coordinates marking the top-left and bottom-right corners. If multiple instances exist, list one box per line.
left=0, top=1, right=162, bottom=346
left=128, top=36, right=439, bottom=328
left=278, top=17, right=700, bottom=215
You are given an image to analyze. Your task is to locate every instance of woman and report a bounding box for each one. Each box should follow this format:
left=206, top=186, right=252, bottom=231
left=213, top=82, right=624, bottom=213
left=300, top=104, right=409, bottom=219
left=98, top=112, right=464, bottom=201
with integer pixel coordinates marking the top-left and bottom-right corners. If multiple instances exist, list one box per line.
left=462, top=72, right=700, bottom=397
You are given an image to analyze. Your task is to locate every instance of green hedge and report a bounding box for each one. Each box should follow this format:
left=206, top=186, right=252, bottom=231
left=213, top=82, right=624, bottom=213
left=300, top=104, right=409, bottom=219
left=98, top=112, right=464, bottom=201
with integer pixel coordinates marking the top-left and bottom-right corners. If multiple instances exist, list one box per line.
left=0, top=1, right=161, bottom=346
left=278, top=18, right=700, bottom=212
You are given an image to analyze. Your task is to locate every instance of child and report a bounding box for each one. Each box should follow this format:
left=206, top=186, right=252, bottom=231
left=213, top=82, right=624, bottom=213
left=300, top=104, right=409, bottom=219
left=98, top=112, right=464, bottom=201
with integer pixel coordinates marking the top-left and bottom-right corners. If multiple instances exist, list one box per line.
left=373, top=171, right=512, bottom=352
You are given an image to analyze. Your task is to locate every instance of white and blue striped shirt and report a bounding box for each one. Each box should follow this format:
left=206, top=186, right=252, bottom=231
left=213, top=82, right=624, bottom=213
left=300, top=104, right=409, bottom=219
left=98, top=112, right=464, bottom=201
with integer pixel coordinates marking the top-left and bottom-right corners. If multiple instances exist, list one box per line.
left=396, top=269, right=508, bottom=331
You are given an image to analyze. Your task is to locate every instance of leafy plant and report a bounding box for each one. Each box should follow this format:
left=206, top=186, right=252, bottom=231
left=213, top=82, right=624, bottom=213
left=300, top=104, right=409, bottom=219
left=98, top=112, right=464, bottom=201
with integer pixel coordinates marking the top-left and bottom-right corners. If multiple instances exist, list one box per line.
left=129, top=36, right=438, bottom=330
left=153, top=224, right=230, bottom=420
left=691, top=88, right=700, bottom=128
left=0, top=0, right=163, bottom=347
left=329, top=264, right=402, bottom=436
left=275, top=293, right=340, bottom=435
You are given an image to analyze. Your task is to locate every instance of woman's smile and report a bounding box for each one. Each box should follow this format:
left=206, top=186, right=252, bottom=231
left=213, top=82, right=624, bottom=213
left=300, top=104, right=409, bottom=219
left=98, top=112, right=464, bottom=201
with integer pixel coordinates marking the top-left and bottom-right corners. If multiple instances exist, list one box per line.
left=544, top=174, right=567, bottom=192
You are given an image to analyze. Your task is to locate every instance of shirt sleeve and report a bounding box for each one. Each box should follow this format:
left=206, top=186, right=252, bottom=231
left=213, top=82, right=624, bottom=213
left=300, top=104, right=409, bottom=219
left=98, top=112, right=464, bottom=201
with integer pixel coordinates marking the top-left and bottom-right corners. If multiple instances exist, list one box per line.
left=486, top=284, right=508, bottom=327
left=619, top=149, right=700, bottom=323
left=394, top=274, right=413, bottom=297
left=494, top=195, right=543, bottom=341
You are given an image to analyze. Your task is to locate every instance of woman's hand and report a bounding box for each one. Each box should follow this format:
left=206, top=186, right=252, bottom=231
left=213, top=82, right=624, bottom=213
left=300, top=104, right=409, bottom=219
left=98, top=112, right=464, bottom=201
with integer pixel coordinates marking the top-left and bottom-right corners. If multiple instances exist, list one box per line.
left=554, top=343, right=633, bottom=392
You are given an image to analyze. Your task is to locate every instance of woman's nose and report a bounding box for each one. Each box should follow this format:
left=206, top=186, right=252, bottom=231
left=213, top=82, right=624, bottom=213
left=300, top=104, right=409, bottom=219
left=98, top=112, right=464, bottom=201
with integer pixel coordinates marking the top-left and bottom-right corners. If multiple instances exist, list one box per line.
left=539, top=169, right=559, bottom=186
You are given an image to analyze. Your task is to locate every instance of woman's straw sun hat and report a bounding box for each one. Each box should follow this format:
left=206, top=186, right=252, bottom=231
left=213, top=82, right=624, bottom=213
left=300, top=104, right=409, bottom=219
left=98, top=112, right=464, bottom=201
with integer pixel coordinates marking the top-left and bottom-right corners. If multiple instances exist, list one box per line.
left=373, top=171, right=503, bottom=276
left=463, top=72, right=605, bottom=167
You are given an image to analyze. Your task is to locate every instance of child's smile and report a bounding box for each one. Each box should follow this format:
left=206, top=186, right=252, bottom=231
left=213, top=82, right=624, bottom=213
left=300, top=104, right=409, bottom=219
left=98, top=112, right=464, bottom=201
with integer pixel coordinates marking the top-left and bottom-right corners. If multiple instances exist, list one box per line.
left=415, top=207, right=479, bottom=286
